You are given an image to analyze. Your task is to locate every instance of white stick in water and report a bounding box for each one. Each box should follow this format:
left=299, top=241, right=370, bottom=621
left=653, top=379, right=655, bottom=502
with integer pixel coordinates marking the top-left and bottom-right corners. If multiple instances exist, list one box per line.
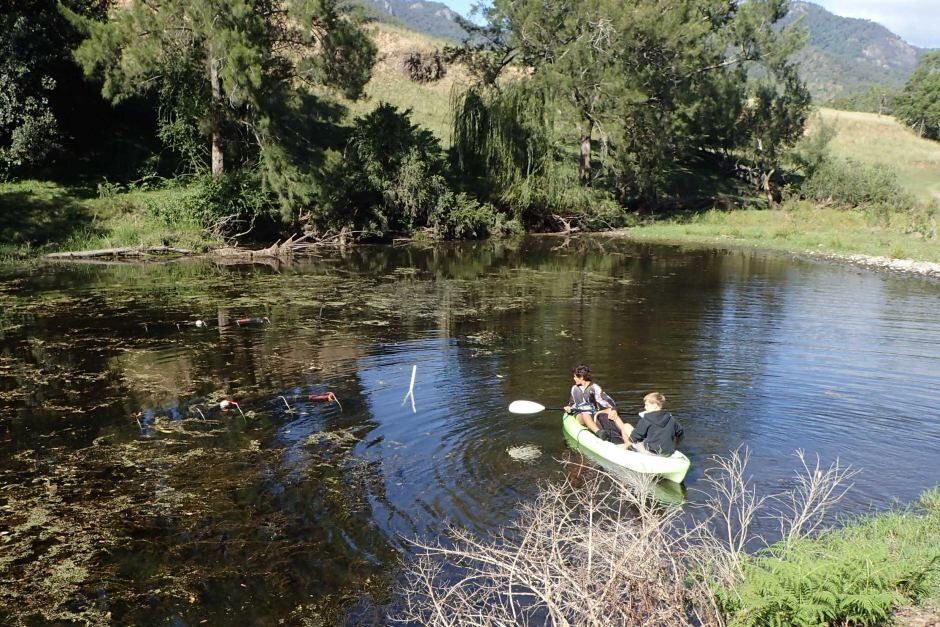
left=401, top=364, right=417, bottom=413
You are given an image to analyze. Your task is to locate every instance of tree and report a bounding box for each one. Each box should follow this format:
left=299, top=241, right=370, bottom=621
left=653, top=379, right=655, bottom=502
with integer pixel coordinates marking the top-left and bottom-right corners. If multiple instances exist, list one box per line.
left=66, top=0, right=376, bottom=193
left=455, top=0, right=809, bottom=204
left=0, top=0, right=109, bottom=175
left=896, top=51, right=940, bottom=140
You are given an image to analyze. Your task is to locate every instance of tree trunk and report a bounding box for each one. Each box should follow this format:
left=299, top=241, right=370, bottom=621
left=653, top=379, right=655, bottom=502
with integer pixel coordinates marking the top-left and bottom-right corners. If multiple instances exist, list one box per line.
left=210, top=56, right=224, bottom=177
left=579, top=116, right=593, bottom=185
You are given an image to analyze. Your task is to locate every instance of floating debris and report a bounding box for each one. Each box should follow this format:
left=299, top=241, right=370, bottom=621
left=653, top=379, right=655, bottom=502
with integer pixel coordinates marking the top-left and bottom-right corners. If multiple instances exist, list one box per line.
left=236, top=316, right=270, bottom=326
left=507, top=444, right=542, bottom=462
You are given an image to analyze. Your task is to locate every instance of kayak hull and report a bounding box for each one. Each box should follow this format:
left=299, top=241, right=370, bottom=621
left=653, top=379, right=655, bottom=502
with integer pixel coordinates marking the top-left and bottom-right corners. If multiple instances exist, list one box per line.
left=562, top=413, right=691, bottom=483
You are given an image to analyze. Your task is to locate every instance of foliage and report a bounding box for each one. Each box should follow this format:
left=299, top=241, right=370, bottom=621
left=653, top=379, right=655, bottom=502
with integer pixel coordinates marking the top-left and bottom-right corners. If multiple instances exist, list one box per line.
left=895, top=51, right=940, bottom=140
left=0, top=0, right=108, bottom=175
left=800, top=157, right=911, bottom=208
left=402, top=51, right=447, bottom=83
left=826, top=86, right=900, bottom=115
left=451, top=84, right=554, bottom=208
left=718, top=496, right=940, bottom=627
left=66, top=0, right=377, bottom=222
left=430, top=192, right=521, bottom=239
left=320, top=103, right=446, bottom=233
left=790, top=113, right=837, bottom=179
left=147, top=171, right=278, bottom=239
left=452, top=0, right=811, bottom=207
left=317, top=103, right=508, bottom=238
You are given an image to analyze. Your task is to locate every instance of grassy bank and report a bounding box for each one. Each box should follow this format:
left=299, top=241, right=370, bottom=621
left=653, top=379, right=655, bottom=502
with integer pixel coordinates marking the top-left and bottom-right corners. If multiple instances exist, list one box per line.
left=0, top=179, right=218, bottom=260
left=722, top=488, right=940, bottom=625
left=622, top=200, right=940, bottom=263
left=623, top=107, right=940, bottom=264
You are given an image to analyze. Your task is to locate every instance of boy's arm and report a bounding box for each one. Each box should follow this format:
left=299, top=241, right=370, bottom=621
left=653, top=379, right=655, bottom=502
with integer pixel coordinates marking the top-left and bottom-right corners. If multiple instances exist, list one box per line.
left=630, top=416, right=650, bottom=443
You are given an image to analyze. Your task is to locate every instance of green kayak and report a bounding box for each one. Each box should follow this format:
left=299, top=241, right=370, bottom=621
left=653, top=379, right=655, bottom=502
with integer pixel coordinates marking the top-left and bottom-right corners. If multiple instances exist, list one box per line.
left=562, top=412, right=691, bottom=484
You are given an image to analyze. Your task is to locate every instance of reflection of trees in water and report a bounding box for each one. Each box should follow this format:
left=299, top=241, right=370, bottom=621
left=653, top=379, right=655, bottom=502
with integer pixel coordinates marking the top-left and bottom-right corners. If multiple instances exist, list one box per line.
left=0, top=432, right=397, bottom=625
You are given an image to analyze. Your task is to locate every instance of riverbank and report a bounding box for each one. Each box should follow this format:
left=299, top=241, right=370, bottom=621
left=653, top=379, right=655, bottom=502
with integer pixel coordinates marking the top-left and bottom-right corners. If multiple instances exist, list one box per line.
left=616, top=198, right=940, bottom=277
left=0, top=179, right=220, bottom=261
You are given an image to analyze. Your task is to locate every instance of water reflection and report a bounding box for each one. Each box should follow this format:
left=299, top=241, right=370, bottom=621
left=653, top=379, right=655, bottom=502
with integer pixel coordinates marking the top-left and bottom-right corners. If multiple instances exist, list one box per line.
left=1, top=238, right=938, bottom=624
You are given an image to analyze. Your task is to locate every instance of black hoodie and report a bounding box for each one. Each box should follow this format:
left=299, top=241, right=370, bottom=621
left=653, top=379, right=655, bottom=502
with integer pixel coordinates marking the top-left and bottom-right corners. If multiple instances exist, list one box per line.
left=629, top=409, right=683, bottom=456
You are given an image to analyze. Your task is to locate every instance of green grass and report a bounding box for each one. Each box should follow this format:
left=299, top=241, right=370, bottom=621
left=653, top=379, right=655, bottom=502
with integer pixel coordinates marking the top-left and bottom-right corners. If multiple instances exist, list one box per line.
left=0, top=179, right=217, bottom=257
left=819, top=108, right=940, bottom=203
left=338, top=23, right=462, bottom=143
left=624, top=200, right=940, bottom=263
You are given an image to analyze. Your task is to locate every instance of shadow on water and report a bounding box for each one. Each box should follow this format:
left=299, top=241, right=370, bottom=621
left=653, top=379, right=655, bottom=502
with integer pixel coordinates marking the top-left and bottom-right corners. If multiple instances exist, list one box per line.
left=1, top=237, right=939, bottom=624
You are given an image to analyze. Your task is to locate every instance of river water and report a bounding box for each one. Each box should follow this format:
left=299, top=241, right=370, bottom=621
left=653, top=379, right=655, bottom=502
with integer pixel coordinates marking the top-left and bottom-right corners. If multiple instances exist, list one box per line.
left=1, top=237, right=938, bottom=624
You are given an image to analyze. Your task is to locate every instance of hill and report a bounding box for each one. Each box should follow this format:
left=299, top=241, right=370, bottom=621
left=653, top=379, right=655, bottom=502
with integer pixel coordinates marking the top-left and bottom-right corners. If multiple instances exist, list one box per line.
left=781, top=2, right=926, bottom=101
left=344, top=22, right=470, bottom=142
left=358, top=0, right=468, bottom=42
left=356, top=0, right=928, bottom=103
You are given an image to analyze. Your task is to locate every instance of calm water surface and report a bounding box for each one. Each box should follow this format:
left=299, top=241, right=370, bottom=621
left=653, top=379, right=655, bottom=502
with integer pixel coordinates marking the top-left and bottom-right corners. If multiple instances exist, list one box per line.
left=1, top=238, right=938, bottom=624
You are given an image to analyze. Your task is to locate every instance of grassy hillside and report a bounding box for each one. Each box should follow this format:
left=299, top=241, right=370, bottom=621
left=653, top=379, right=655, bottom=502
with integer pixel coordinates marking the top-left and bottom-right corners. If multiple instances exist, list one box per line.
left=343, top=23, right=466, bottom=142
left=819, top=108, right=940, bottom=202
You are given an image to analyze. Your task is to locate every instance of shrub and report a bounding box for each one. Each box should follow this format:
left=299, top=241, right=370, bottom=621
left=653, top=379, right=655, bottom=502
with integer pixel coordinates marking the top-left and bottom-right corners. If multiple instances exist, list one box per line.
left=147, top=170, right=278, bottom=239
left=799, top=157, right=911, bottom=207
left=431, top=192, right=521, bottom=239
left=399, top=449, right=868, bottom=626
left=402, top=51, right=447, bottom=83
left=318, top=103, right=447, bottom=234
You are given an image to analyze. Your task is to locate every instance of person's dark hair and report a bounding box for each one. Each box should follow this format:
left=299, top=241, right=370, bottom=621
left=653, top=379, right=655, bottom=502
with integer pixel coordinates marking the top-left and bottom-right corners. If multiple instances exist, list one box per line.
left=572, top=365, right=592, bottom=381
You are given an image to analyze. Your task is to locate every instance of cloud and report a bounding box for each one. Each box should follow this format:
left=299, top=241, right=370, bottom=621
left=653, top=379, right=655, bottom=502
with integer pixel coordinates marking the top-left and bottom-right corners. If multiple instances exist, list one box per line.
left=812, top=0, right=940, bottom=48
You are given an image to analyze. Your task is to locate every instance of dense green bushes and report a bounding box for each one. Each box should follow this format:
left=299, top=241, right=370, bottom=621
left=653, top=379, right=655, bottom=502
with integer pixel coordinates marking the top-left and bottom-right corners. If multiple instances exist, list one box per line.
left=320, top=103, right=520, bottom=239
left=799, top=157, right=909, bottom=207
left=146, top=171, right=277, bottom=239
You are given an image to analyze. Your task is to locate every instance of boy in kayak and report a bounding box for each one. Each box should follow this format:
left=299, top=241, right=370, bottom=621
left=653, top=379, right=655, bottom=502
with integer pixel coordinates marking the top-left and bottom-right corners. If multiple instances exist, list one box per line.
left=564, top=365, right=631, bottom=443
left=624, top=392, right=683, bottom=455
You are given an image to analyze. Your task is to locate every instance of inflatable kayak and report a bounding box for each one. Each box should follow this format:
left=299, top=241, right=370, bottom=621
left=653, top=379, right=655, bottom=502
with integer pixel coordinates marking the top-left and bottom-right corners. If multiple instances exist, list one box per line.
left=562, top=412, right=691, bottom=483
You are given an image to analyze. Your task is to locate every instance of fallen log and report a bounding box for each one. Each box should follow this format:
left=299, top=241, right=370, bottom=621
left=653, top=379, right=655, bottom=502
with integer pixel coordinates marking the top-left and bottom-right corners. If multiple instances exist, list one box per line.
left=210, top=233, right=320, bottom=258
left=44, top=245, right=195, bottom=259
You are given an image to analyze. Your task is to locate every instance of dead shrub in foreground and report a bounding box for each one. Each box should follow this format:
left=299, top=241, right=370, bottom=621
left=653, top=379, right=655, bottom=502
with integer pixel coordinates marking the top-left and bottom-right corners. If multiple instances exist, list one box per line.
left=397, top=448, right=857, bottom=627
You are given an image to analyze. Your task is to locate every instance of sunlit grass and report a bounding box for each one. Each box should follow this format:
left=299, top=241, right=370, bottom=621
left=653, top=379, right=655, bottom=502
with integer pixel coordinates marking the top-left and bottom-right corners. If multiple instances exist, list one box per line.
left=627, top=200, right=940, bottom=262
left=818, top=108, right=940, bottom=202
left=1, top=179, right=216, bottom=255
left=338, top=23, right=468, bottom=144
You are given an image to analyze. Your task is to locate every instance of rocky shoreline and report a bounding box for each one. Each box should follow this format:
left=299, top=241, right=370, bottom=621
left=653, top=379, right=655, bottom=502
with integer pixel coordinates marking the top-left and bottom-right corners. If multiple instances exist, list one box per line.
left=815, top=252, right=940, bottom=280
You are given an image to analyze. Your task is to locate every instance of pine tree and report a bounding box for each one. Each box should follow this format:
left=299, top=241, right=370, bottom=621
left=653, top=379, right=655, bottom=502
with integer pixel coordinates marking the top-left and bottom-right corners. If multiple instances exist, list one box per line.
left=65, top=0, right=376, bottom=180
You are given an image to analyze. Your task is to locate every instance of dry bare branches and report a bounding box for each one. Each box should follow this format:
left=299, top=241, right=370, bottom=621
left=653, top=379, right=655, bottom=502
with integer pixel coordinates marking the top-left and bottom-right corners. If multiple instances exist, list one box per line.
left=399, top=448, right=858, bottom=626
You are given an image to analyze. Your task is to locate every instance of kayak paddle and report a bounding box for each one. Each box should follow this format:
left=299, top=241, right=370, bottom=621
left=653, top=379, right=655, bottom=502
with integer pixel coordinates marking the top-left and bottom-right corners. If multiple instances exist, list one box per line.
left=508, top=400, right=569, bottom=414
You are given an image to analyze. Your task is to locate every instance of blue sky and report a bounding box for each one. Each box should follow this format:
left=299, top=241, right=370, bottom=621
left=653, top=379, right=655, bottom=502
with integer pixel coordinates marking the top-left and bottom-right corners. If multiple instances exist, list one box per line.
left=437, top=0, right=940, bottom=49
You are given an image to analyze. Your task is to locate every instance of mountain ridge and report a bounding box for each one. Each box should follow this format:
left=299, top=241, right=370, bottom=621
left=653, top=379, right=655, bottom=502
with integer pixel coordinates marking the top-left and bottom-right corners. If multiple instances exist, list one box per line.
left=355, top=0, right=931, bottom=101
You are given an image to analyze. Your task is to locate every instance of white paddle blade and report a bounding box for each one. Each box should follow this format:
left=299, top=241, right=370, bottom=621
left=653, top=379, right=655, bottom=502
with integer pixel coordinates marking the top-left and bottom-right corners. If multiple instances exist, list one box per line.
left=508, top=400, right=547, bottom=414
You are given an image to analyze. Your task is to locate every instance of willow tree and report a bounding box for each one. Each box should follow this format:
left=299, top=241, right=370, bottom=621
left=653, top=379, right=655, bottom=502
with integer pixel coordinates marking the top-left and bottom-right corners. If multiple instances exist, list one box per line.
left=452, top=0, right=811, bottom=204
left=476, top=0, right=618, bottom=185
left=64, top=0, right=375, bottom=200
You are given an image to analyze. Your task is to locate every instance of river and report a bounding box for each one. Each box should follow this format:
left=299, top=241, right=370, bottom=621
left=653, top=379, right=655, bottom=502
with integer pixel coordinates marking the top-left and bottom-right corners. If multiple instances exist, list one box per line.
left=1, top=237, right=938, bottom=624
